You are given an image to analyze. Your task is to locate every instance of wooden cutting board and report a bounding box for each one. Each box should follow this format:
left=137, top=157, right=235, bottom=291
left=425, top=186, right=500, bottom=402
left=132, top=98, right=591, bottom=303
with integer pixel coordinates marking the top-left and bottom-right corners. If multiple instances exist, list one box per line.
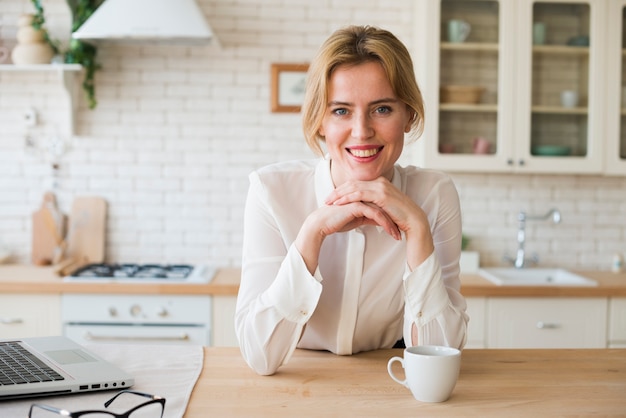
left=65, top=196, right=107, bottom=264
left=31, top=192, right=67, bottom=265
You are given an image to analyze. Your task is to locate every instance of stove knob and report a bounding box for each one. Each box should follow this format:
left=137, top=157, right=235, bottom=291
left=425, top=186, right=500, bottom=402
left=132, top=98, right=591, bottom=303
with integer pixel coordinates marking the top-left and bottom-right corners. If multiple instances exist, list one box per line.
left=157, top=307, right=169, bottom=318
left=130, top=304, right=142, bottom=317
left=108, top=307, right=118, bottom=317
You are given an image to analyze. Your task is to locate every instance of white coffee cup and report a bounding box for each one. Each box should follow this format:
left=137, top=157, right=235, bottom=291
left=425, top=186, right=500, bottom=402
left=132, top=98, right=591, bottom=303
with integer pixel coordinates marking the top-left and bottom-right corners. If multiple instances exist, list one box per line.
left=447, top=20, right=471, bottom=43
left=387, top=345, right=461, bottom=402
left=560, top=90, right=578, bottom=108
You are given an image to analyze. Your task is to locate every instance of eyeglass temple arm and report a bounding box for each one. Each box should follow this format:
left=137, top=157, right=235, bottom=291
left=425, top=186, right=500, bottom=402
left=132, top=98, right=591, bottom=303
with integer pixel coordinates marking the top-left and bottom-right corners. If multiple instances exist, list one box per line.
left=104, top=389, right=162, bottom=408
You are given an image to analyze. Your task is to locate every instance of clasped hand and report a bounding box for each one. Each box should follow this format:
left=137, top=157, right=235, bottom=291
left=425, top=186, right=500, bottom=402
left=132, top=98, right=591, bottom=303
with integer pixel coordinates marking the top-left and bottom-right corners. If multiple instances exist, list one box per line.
left=296, top=177, right=433, bottom=273
left=322, top=177, right=425, bottom=240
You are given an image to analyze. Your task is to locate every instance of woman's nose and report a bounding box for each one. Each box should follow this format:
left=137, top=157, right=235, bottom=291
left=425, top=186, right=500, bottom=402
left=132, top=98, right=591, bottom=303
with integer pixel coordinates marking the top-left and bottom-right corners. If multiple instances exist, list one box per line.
left=351, top=113, right=374, bottom=139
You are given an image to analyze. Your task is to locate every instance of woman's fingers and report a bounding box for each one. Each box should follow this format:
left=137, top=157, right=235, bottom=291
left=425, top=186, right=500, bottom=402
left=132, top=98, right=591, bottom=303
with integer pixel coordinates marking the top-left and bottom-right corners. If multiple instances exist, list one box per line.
left=353, top=202, right=401, bottom=240
left=319, top=201, right=401, bottom=240
left=325, top=178, right=416, bottom=232
left=324, top=179, right=379, bottom=206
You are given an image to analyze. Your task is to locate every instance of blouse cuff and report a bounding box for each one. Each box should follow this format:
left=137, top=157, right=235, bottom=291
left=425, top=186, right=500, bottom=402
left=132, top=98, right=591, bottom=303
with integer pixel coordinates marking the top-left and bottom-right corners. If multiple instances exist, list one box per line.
left=403, top=252, right=449, bottom=326
left=264, top=244, right=323, bottom=325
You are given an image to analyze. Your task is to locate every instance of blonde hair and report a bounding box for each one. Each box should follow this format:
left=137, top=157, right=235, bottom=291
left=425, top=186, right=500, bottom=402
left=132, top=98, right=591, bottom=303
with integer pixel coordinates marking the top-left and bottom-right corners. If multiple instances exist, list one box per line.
left=301, top=25, right=425, bottom=156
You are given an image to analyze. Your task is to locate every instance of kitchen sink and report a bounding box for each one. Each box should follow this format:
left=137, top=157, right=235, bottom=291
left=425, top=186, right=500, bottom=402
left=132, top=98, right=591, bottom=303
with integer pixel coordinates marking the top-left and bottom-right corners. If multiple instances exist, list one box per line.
left=478, top=268, right=597, bottom=286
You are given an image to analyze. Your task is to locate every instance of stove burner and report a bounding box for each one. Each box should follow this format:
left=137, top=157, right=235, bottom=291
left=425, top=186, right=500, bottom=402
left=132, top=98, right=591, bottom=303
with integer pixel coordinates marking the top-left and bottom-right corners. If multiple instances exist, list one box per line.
left=72, top=263, right=195, bottom=280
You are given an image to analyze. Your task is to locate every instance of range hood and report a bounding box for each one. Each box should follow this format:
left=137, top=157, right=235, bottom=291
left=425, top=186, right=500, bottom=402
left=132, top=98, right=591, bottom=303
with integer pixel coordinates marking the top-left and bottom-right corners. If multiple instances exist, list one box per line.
left=72, top=0, right=216, bottom=44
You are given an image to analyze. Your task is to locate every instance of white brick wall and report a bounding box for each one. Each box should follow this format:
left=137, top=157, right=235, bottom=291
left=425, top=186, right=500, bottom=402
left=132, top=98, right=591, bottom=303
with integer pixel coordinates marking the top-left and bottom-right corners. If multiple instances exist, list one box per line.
left=0, top=0, right=625, bottom=270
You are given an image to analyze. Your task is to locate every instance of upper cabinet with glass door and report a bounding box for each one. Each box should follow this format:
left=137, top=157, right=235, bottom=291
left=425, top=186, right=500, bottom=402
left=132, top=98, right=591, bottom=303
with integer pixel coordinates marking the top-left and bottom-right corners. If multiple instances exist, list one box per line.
left=412, top=0, right=515, bottom=172
left=412, top=0, right=606, bottom=174
left=515, top=0, right=604, bottom=174
left=605, top=0, right=626, bottom=175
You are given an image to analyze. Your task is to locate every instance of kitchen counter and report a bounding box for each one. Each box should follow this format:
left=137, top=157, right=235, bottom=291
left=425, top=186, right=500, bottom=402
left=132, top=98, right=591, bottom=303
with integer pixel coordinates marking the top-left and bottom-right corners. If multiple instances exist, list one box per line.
left=184, top=347, right=626, bottom=416
left=0, top=264, right=240, bottom=295
left=460, top=270, right=626, bottom=297
left=1, top=264, right=625, bottom=297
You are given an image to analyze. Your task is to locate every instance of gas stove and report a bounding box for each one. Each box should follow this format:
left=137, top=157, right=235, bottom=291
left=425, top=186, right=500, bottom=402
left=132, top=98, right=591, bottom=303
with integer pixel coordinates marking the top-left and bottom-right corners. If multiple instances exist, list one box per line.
left=63, top=263, right=216, bottom=284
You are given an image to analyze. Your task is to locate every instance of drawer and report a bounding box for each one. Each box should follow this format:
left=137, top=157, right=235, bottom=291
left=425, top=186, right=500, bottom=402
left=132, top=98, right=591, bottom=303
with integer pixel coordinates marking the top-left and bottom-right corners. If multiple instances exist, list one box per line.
left=487, top=298, right=607, bottom=349
left=0, top=294, right=61, bottom=338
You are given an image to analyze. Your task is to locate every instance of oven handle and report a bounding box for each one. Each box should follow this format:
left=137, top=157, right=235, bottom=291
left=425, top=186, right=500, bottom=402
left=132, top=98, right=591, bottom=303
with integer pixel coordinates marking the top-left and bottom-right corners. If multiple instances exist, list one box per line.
left=1, top=317, right=24, bottom=325
left=83, top=332, right=190, bottom=342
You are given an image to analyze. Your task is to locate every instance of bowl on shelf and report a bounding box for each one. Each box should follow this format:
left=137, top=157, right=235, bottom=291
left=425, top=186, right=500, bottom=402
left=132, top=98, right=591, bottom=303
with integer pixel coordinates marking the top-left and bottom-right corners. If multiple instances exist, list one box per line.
left=566, top=35, right=590, bottom=47
left=531, top=145, right=571, bottom=156
left=440, top=85, right=485, bottom=104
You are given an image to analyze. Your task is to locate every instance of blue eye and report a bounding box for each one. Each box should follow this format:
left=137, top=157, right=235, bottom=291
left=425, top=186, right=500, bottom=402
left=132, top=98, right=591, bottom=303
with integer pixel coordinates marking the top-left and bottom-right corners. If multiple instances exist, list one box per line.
left=375, top=106, right=391, bottom=114
left=332, top=108, right=348, bottom=116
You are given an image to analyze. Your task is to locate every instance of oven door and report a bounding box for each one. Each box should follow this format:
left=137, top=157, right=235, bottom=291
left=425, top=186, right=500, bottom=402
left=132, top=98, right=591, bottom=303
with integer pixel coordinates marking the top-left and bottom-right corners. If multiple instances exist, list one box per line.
left=64, top=324, right=209, bottom=346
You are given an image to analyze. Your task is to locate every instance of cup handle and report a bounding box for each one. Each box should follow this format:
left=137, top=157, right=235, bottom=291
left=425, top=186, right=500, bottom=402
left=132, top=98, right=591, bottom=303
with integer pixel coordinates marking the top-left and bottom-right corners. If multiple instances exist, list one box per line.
left=387, top=356, right=408, bottom=388
left=461, top=22, right=471, bottom=42
left=0, top=47, right=9, bottom=63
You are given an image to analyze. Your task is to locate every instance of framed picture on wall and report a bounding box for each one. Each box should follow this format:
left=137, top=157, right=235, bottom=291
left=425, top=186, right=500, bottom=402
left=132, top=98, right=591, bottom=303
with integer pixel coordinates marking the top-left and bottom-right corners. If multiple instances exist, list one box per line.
left=270, top=63, right=309, bottom=112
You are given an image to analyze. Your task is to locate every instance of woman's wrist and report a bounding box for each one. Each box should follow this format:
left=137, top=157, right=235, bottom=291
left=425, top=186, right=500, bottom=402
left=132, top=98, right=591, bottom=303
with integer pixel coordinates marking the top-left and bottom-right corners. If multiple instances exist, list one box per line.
left=295, top=218, right=325, bottom=274
left=404, top=225, right=434, bottom=271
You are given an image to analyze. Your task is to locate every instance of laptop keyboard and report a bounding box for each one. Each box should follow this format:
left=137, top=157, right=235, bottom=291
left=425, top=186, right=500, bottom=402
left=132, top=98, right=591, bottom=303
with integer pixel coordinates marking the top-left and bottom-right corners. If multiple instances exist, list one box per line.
left=0, top=342, right=64, bottom=385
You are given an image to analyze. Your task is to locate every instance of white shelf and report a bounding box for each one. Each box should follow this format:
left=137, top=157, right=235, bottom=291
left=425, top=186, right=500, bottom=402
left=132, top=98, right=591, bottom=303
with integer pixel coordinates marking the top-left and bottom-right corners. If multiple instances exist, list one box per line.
left=440, top=42, right=499, bottom=52
left=532, top=105, right=588, bottom=115
left=0, top=64, right=83, bottom=136
left=440, top=103, right=498, bottom=112
left=532, top=45, right=590, bottom=55
left=0, top=64, right=82, bottom=72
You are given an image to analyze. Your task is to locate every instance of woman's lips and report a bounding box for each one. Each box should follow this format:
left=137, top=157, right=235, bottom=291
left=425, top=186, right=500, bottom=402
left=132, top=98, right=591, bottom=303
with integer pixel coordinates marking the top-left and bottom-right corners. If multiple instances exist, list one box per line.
left=347, top=146, right=383, bottom=158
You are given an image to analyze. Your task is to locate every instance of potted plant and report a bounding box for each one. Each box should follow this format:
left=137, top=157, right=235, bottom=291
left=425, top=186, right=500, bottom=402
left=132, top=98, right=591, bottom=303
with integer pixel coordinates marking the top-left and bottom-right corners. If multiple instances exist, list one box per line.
left=460, top=234, right=480, bottom=274
left=29, top=0, right=61, bottom=56
left=63, top=0, right=103, bottom=109
left=30, top=0, right=103, bottom=109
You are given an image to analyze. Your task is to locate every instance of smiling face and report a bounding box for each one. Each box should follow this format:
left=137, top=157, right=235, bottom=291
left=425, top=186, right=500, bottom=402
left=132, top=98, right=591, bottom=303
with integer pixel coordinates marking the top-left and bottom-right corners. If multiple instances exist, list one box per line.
left=319, top=61, right=413, bottom=187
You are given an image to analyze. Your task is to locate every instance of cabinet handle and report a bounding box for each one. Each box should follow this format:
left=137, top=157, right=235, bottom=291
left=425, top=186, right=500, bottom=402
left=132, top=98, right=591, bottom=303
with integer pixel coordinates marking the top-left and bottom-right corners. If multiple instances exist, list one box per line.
left=518, top=159, right=525, bottom=166
left=0, top=317, right=24, bottom=325
left=506, top=158, right=514, bottom=166
left=536, top=321, right=560, bottom=329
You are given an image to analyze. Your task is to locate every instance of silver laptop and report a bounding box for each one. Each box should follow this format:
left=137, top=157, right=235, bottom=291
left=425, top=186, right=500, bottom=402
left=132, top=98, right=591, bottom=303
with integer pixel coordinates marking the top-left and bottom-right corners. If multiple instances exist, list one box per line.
left=0, top=336, right=134, bottom=400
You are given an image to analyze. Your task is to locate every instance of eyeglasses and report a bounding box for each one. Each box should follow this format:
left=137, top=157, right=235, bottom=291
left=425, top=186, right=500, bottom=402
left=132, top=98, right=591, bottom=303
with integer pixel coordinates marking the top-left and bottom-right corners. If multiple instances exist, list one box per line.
left=28, top=390, right=166, bottom=418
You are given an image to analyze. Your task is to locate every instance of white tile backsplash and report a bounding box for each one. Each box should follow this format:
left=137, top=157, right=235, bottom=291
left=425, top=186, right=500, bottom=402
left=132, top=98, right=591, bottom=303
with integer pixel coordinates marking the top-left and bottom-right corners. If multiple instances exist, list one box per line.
left=0, top=0, right=624, bottom=270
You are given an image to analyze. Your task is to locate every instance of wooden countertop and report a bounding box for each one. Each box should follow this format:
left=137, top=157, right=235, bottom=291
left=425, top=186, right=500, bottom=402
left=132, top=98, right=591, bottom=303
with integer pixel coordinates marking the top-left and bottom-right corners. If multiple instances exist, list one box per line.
left=185, top=347, right=626, bottom=417
left=460, top=270, right=626, bottom=297
left=0, top=264, right=240, bottom=296
left=1, top=264, right=625, bottom=297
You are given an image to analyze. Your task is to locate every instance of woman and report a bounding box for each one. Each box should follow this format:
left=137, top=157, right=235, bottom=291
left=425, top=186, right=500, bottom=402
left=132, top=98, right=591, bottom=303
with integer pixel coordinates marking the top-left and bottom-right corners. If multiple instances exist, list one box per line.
left=236, top=25, right=468, bottom=375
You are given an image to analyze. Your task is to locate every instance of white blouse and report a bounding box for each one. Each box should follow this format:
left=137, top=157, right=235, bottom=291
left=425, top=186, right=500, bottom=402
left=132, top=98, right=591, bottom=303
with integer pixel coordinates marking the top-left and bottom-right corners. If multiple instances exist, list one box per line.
left=235, top=157, right=468, bottom=375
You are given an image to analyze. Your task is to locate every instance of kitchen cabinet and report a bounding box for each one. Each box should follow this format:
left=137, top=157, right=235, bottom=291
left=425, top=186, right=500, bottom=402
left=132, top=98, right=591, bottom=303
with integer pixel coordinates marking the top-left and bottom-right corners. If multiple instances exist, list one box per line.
left=608, top=298, right=626, bottom=348
left=212, top=296, right=238, bottom=347
left=486, top=297, right=607, bottom=348
left=464, top=297, right=486, bottom=348
left=0, top=294, right=61, bottom=338
left=605, top=1, right=626, bottom=175
left=0, top=64, right=82, bottom=136
left=412, top=0, right=606, bottom=174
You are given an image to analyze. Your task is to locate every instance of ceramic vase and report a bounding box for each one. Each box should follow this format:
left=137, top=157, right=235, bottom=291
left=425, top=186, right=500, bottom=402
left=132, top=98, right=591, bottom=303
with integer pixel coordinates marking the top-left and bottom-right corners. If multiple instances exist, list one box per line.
left=11, top=14, right=54, bottom=65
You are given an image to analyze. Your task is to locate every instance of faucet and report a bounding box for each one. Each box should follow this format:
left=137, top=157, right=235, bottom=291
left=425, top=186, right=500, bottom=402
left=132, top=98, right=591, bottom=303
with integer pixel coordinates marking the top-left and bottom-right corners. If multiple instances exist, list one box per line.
left=505, top=208, right=561, bottom=269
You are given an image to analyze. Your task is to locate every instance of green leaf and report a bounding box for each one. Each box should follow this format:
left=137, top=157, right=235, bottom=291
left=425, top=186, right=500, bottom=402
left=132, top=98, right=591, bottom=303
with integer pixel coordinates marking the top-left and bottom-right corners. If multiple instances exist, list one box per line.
left=28, top=0, right=104, bottom=109
left=461, top=234, right=470, bottom=251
